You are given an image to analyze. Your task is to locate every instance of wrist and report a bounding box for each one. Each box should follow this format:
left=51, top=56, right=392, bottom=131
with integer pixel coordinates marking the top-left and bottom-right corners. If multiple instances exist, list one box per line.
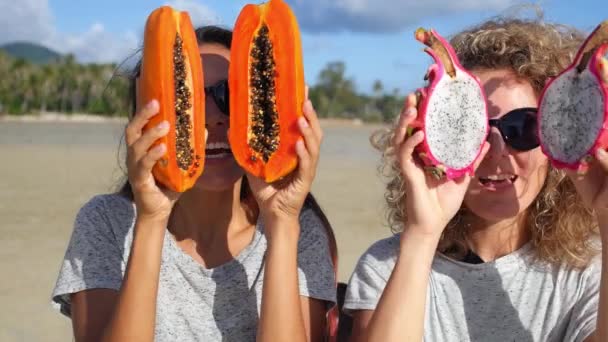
left=263, top=216, right=301, bottom=242
left=135, top=215, right=169, bottom=233
left=400, top=225, right=442, bottom=253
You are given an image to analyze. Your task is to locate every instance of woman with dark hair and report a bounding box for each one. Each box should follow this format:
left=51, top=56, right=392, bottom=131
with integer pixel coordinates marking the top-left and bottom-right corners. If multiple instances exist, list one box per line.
left=51, top=26, right=337, bottom=342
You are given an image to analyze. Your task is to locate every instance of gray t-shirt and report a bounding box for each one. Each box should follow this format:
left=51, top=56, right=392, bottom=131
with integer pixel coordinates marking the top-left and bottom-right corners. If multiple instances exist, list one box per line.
left=344, top=234, right=601, bottom=342
left=52, top=194, right=336, bottom=341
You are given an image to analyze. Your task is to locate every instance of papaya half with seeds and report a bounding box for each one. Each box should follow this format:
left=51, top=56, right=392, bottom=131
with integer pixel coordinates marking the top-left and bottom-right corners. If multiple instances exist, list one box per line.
left=139, top=6, right=206, bottom=193
left=229, top=0, right=305, bottom=183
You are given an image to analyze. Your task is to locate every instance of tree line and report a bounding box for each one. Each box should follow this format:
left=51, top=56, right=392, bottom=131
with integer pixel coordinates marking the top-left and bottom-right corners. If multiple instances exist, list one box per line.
left=0, top=52, right=404, bottom=123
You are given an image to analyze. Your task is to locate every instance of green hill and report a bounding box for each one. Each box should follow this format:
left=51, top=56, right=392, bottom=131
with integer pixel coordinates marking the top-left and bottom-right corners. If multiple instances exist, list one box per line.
left=0, top=42, right=62, bottom=64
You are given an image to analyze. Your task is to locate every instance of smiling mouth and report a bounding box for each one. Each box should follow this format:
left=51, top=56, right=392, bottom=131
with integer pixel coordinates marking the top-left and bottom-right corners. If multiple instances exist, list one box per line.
left=205, top=142, right=232, bottom=159
left=478, top=174, right=518, bottom=187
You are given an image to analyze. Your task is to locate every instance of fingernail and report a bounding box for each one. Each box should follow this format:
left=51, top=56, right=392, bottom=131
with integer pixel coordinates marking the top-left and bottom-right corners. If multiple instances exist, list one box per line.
left=299, top=117, right=309, bottom=128
left=147, top=100, right=158, bottom=110
left=406, top=108, right=416, bottom=116
left=157, top=121, right=169, bottom=130
left=296, top=139, right=305, bottom=152
left=304, top=100, right=313, bottom=112
left=154, top=143, right=166, bottom=153
left=597, top=148, right=607, bottom=159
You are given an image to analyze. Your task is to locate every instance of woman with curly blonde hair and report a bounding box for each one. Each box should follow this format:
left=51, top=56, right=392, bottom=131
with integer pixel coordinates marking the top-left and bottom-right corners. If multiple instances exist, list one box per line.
left=344, top=17, right=607, bottom=341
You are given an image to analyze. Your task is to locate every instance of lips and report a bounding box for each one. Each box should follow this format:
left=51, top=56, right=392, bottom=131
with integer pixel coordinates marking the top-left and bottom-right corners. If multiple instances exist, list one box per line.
left=477, top=174, right=518, bottom=190
left=205, top=141, right=232, bottom=159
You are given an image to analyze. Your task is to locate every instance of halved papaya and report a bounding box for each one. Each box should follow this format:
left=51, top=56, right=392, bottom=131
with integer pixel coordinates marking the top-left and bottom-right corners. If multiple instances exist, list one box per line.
left=229, top=0, right=305, bottom=183
left=139, top=6, right=206, bottom=192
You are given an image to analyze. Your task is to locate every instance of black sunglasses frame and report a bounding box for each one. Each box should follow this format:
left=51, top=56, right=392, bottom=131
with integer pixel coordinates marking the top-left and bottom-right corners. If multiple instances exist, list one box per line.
left=205, top=79, right=229, bottom=116
left=488, top=107, right=539, bottom=152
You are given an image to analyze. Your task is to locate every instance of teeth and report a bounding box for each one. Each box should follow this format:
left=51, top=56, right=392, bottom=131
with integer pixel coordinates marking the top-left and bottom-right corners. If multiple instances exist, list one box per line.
left=206, top=142, right=230, bottom=150
left=207, top=153, right=231, bottom=159
left=485, top=174, right=513, bottom=181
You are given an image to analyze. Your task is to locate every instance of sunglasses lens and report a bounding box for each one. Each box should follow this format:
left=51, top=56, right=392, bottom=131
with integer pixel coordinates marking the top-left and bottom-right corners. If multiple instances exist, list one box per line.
left=218, top=81, right=229, bottom=115
left=502, top=109, right=539, bottom=151
left=206, top=80, right=230, bottom=116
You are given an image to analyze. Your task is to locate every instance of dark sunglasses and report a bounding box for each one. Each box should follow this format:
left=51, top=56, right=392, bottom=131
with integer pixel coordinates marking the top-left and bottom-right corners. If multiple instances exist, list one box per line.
left=205, top=79, right=229, bottom=116
left=488, top=107, right=539, bottom=152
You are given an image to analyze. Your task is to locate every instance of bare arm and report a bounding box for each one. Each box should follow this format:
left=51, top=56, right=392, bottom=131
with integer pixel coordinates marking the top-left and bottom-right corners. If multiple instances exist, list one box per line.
left=351, top=93, right=488, bottom=342
left=100, top=218, right=167, bottom=342
left=250, top=94, right=327, bottom=342
left=71, top=289, right=118, bottom=342
left=300, top=295, right=328, bottom=342
left=256, top=218, right=307, bottom=342
left=69, top=99, right=178, bottom=342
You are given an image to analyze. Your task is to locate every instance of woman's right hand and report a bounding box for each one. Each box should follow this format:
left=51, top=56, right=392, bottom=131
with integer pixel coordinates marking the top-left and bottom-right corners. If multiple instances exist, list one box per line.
left=394, top=93, right=489, bottom=239
left=125, top=100, right=180, bottom=222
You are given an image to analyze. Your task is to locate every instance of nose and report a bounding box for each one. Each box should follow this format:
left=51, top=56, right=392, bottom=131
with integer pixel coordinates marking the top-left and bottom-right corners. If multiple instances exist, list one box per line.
left=205, top=98, right=228, bottom=128
left=486, top=127, right=509, bottom=160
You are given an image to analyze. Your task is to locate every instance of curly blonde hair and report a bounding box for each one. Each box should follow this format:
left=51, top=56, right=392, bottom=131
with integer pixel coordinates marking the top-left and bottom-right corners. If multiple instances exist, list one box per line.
left=373, top=16, right=600, bottom=267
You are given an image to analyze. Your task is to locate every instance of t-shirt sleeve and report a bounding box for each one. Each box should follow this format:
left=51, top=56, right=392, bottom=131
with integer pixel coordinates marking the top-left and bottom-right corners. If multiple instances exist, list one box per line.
left=296, top=208, right=337, bottom=305
left=565, top=255, right=602, bottom=342
left=343, top=236, right=398, bottom=315
left=51, top=195, right=130, bottom=317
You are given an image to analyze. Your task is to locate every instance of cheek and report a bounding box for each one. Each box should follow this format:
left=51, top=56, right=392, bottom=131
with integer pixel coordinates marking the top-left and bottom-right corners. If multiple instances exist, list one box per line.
left=513, top=149, right=548, bottom=184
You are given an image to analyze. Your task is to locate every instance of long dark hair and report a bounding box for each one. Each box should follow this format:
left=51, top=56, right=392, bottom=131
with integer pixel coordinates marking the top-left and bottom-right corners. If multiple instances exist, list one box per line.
left=116, top=27, right=335, bottom=256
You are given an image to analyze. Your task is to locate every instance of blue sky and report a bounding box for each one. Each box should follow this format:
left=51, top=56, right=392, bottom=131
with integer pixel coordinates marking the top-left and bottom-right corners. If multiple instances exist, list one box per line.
left=1, top=0, right=606, bottom=94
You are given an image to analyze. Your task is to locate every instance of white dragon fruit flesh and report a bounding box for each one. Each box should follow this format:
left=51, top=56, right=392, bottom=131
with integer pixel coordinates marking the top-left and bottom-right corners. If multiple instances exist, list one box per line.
left=409, top=28, right=489, bottom=180
left=538, top=21, right=608, bottom=173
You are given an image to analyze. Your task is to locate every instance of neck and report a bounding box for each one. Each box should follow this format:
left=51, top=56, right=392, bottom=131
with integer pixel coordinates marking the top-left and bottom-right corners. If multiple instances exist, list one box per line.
left=464, top=212, right=531, bottom=261
left=168, top=179, right=257, bottom=246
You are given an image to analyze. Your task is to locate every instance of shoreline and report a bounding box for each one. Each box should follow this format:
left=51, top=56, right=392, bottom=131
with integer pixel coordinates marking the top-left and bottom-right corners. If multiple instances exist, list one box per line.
left=0, top=112, right=387, bottom=128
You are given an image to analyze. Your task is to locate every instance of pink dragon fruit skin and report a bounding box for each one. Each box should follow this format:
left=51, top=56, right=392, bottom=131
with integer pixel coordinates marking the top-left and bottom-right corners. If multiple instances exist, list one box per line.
left=409, top=28, right=490, bottom=180
left=538, top=21, right=608, bottom=174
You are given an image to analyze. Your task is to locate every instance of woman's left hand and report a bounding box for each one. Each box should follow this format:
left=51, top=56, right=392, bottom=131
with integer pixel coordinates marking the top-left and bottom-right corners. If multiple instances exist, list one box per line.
left=566, top=149, right=608, bottom=230
left=247, top=91, right=323, bottom=227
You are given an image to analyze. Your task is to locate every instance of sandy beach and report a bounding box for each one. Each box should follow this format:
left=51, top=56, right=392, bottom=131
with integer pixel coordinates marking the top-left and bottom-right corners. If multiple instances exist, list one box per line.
left=0, top=118, right=393, bottom=341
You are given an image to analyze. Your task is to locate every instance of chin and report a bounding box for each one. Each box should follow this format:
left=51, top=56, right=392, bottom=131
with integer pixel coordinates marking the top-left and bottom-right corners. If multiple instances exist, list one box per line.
left=464, top=184, right=539, bottom=223
left=191, top=169, right=244, bottom=192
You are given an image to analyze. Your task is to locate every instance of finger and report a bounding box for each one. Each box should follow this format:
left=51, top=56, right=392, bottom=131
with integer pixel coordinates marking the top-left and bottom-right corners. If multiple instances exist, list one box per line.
left=126, top=100, right=159, bottom=146
left=299, top=116, right=320, bottom=165
left=393, top=94, right=418, bottom=147
left=302, top=100, right=323, bottom=142
left=295, top=138, right=313, bottom=182
left=131, top=120, right=170, bottom=158
left=599, top=57, right=608, bottom=84
left=400, top=130, right=425, bottom=167
left=305, top=84, right=309, bottom=101
left=595, top=148, right=608, bottom=172
left=135, top=143, right=167, bottom=181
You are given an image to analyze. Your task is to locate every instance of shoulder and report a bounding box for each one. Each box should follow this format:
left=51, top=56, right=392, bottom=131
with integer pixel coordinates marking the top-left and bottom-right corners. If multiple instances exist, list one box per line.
left=357, top=234, right=400, bottom=270
left=72, top=193, right=136, bottom=244
left=297, top=206, right=330, bottom=248
left=78, top=193, right=134, bottom=220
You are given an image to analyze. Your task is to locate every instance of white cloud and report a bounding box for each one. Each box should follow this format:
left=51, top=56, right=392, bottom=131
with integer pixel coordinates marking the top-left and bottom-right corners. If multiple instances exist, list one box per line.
left=0, top=0, right=54, bottom=44
left=287, top=0, right=517, bottom=33
left=0, top=0, right=220, bottom=64
left=50, top=24, right=140, bottom=64
left=166, top=0, right=222, bottom=27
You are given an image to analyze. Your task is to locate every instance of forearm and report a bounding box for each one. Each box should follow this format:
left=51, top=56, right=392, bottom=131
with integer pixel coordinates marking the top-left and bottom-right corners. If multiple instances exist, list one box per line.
left=102, top=217, right=167, bottom=342
left=364, top=228, right=440, bottom=342
left=257, top=217, right=307, bottom=342
left=597, top=217, right=608, bottom=342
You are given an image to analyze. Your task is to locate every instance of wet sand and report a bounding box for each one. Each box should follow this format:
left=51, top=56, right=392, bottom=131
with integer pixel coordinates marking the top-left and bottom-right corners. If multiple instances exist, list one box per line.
left=0, top=120, right=393, bottom=341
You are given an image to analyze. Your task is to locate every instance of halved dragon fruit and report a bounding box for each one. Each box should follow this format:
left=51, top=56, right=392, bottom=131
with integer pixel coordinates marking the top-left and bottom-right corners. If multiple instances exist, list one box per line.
left=538, top=21, right=608, bottom=173
left=409, top=28, right=489, bottom=180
